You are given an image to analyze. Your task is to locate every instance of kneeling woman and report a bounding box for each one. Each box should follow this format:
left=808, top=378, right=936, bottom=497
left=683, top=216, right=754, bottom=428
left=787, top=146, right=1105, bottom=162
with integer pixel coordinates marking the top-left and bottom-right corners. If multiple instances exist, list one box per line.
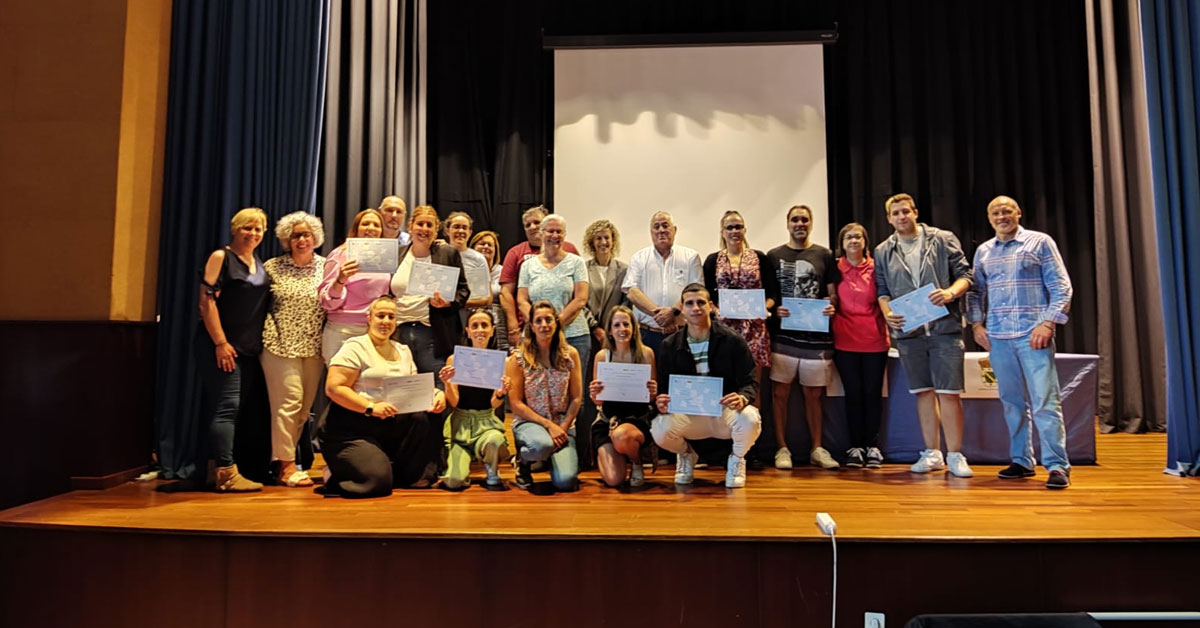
left=438, top=308, right=511, bottom=489
left=507, top=300, right=583, bottom=491
left=589, top=306, right=657, bottom=487
left=321, top=297, right=446, bottom=497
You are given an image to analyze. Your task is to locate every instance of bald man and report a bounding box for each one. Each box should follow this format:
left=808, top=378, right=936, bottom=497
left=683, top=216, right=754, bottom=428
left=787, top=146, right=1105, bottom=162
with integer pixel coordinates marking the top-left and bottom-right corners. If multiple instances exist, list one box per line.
left=966, top=195, right=1074, bottom=489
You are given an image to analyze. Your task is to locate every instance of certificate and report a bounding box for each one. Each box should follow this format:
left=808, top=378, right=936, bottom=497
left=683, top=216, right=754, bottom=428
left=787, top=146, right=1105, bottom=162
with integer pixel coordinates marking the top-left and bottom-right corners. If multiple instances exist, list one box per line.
left=889, top=283, right=950, bottom=334
left=595, top=361, right=652, bottom=403
left=667, top=374, right=724, bottom=417
left=718, top=289, right=767, bottom=320
left=382, top=372, right=435, bottom=414
left=407, top=261, right=460, bottom=299
left=780, top=297, right=830, bottom=332
left=465, top=264, right=492, bottom=300
left=346, top=238, right=398, bottom=273
left=451, top=346, right=507, bottom=391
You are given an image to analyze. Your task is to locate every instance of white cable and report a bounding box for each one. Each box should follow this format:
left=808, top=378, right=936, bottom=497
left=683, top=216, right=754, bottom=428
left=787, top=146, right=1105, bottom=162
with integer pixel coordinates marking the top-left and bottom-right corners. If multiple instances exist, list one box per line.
left=816, top=513, right=838, bottom=628
left=830, top=532, right=837, bottom=628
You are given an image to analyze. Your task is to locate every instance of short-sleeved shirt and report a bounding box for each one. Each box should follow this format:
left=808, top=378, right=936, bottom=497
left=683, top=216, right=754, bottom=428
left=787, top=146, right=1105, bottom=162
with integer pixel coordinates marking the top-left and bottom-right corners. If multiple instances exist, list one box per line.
left=262, top=254, right=326, bottom=358
left=621, top=244, right=704, bottom=330
left=499, top=240, right=580, bottom=285
left=833, top=257, right=890, bottom=353
left=330, top=335, right=417, bottom=403
left=767, top=243, right=839, bottom=356
left=518, top=252, right=589, bottom=338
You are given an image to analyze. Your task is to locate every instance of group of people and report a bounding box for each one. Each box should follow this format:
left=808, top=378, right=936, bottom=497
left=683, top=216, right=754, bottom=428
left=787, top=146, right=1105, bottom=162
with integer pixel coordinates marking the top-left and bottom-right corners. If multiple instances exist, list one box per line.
left=193, top=192, right=1074, bottom=497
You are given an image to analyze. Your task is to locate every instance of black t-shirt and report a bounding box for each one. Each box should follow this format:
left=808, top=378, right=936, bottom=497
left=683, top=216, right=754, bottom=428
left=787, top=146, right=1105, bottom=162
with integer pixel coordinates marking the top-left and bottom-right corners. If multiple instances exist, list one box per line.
left=766, top=243, right=839, bottom=354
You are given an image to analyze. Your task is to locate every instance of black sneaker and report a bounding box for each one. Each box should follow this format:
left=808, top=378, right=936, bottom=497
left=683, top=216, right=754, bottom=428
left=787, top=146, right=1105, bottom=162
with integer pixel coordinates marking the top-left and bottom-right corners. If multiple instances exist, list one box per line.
left=515, top=462, right=533, bottom=490
left=865, top=447, right=884, bottom=468
left=844, top=448, right=865, bottom=468
left=1045, top=469, right=1070, bottom=489
left=997, top=463, right=1035, bottom=479
left=746, top=456, right=765, bottom=471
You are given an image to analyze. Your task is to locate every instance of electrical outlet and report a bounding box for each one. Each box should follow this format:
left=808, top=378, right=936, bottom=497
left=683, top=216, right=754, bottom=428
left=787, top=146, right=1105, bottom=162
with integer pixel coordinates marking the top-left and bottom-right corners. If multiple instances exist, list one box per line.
left=864, top=611, right=885, bottom=628
left=815, top=512, right=837, bottom=535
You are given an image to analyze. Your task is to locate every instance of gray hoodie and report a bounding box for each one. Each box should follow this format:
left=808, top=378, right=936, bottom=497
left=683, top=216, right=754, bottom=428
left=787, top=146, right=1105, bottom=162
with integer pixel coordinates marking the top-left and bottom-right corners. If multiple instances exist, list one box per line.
left=873, top=224, right=973, bottom=339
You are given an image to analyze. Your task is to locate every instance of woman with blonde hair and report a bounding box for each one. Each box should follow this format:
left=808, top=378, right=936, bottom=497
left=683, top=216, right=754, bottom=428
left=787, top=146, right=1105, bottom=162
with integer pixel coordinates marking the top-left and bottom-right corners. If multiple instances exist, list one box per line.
left=389, top=205, right=470, bottom=380
left=196, top=207, right=271, bottom=492
left=506, top=300, right=583, bottom=491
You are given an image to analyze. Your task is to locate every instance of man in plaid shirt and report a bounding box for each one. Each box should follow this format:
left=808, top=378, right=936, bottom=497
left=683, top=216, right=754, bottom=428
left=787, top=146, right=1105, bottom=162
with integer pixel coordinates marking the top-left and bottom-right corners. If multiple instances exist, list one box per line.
left=966, top=196, right=1074, bottom=489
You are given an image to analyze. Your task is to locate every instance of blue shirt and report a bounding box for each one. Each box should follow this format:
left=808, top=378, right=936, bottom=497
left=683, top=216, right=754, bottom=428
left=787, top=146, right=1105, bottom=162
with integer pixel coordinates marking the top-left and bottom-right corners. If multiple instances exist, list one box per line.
left=966, top=227, right=1072, bottom=340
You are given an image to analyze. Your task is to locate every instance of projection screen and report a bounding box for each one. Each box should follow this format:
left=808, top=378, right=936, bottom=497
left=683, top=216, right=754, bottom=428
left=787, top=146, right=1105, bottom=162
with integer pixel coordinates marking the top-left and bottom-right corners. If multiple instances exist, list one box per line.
left=553, top=44, right=829, bottom=264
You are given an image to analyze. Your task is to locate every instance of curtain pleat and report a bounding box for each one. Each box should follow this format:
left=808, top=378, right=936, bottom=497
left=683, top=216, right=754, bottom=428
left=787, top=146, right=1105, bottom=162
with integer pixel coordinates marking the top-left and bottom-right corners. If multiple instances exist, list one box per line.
left=1141, top=0, right=1200, bottom=474
left=155, top=0, right=329, bottom=481
left=1087, top=0, right=1166, bottom=433
left=318, top=0, right=426, bottom=246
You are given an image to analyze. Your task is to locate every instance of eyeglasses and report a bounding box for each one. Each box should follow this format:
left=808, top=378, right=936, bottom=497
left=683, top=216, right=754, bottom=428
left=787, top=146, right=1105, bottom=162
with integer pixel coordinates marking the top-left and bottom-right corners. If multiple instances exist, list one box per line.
left=723, top=224, right=745, bottom=231
left=290, top=232, right=314, bottom=240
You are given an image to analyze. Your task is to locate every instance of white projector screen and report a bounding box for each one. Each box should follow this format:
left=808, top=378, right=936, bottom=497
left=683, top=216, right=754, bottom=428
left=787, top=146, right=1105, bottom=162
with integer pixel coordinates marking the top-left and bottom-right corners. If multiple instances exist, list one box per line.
left=553, top=44, right=829, bottom=266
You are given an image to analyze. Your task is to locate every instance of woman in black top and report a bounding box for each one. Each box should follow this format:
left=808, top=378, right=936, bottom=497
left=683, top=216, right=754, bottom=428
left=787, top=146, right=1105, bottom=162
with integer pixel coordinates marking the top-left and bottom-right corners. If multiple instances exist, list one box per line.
left=588, top=305, right=658, bottom=488
left=197, top=207, right=272, bottom=492
left=438, top=308, right=511, bottom=489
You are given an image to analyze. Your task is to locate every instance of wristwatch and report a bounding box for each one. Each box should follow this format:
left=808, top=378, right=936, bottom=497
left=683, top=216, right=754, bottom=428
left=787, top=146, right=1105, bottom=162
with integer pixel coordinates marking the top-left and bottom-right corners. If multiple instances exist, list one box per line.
left=364, top=403, right=374, bottom=416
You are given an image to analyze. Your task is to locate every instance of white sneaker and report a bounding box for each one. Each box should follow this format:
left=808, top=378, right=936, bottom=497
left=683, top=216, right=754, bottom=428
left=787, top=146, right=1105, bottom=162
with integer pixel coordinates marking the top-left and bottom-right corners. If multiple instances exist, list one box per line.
left=810, top=446, right=840, bottom=470
left=674, top=449, right=699, bottom=484
left=725, top=455, right=747, bottom=488
left=629, top=464, right=645, bottom=487
left=946, top=451, right=974, bottom=478
left=910, top=449, right=946, bottom=473
left=774, top=447, right=794, bottom=470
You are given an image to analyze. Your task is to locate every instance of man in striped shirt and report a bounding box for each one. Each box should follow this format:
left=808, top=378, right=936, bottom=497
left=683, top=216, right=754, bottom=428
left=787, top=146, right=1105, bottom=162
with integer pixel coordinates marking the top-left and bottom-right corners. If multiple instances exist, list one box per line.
left=966, top=196, right=1074, bottom=489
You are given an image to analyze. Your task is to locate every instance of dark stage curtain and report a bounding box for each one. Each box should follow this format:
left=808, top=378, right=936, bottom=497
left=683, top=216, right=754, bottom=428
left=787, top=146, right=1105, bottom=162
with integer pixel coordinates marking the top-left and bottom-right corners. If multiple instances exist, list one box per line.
left=426, top=0, right=1096, bottom=354
left=1086, top=0, right=1166, bottom=433
left=1142, top=0, right=1200, bottom=475
left=427, top=1, right=550, bottom=253
left=155, top=0, right=328, bottom=482
left=318, top=0, right=427, bottom=245
left=824, top=0, right=1096, bottom=355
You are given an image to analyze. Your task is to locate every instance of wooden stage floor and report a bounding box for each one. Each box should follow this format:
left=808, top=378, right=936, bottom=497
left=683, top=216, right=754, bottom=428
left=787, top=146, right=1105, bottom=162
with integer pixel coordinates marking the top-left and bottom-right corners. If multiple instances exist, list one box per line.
left=2, top=431, right=1195, bottom=543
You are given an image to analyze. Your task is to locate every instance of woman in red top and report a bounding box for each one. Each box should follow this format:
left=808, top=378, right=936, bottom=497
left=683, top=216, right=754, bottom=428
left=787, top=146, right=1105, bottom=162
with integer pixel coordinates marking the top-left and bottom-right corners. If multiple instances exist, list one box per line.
left=832, top=223, right=891, bottom=469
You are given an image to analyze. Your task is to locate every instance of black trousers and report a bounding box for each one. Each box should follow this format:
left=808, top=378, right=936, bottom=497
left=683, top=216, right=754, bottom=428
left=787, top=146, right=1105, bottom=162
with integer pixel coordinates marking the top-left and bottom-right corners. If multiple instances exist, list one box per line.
left=319, top=403, right=441, bottom=497
left=832, top=350, right=888, bottom=450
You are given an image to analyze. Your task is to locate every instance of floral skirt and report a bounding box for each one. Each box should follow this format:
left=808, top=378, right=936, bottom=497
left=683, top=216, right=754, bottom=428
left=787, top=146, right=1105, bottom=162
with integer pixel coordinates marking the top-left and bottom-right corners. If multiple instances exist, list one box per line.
left=720, top=317, right=771, bottom=367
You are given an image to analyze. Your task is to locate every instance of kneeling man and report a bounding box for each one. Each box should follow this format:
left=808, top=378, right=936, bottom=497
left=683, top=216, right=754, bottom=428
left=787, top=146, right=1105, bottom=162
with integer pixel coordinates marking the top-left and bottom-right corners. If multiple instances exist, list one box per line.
left=652, top=283, right=762, bottom=488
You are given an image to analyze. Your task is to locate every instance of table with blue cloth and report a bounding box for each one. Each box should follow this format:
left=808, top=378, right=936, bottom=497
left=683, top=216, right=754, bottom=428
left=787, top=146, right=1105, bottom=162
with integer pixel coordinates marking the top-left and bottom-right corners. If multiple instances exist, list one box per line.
left=818, top=352, right=1098, bottom=464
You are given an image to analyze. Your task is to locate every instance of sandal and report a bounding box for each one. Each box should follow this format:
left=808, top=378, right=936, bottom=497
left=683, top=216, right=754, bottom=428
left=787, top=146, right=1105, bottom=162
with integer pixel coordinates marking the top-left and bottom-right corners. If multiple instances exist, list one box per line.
left=283, top=469, right=313, bottom=487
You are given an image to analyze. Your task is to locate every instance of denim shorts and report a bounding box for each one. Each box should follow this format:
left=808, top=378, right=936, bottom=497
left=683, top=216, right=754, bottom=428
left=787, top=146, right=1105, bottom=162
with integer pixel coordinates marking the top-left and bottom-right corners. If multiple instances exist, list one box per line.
left=896, top=332, right=964, bottom=394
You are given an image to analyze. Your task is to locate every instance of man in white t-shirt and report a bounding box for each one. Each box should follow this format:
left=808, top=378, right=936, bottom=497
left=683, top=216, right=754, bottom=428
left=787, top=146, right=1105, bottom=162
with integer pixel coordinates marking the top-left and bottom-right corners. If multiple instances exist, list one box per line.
left=621, top=211, right=703, bottom=353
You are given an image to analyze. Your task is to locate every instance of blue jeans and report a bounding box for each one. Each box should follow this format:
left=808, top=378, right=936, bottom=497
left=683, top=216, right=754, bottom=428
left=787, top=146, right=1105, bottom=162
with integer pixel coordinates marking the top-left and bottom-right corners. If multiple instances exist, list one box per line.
left=567, top=334, right=591, bottom=378
left=513, top=421, right=578, bottom=491
left=988, top=335, right=1069, bottom=472
left=197, top=335, right=253, bottom=469
left=393, top=322, right=445, bottom=389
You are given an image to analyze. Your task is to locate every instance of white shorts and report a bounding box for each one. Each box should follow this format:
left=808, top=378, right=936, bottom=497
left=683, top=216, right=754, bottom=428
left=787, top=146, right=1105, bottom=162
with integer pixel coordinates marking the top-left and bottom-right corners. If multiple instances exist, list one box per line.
left=769, top=353, right=832, bottom=388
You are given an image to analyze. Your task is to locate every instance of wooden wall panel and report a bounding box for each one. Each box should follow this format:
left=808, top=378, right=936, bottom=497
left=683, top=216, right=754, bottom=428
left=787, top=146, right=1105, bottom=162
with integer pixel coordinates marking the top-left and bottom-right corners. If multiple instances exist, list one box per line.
left=0, top=321, right=154, bottom=509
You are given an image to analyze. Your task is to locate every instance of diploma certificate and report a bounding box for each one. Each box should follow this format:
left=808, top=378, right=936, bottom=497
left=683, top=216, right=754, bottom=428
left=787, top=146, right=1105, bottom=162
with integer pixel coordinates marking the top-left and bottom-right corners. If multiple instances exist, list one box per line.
left=667, top=374, right=724, bottom=417
left=595, top=362, right=652, bottom=403
left=383, top=372, right=435, bottom=414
